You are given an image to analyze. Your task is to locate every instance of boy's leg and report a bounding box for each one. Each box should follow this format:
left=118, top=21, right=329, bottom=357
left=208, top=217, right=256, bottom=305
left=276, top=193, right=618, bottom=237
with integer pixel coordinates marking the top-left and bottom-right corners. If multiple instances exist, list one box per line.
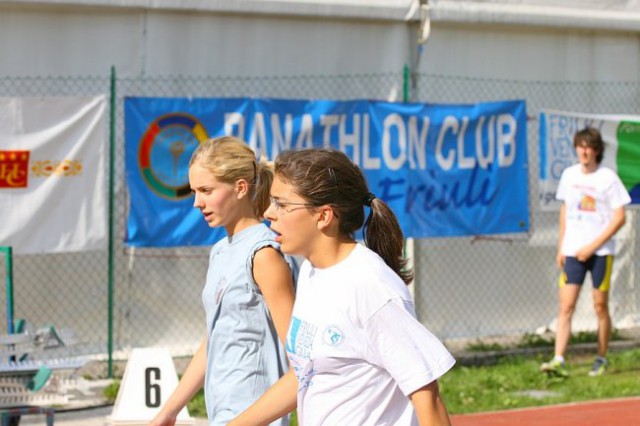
left=591, top=255, right=614, bottom=359
left=541, top=257, right=586, bottom=376
left=555, top=282, right=581, bottom=357
left=592, top=288, right=611, bottom=357
left=541, top=277, right=580, bottom=376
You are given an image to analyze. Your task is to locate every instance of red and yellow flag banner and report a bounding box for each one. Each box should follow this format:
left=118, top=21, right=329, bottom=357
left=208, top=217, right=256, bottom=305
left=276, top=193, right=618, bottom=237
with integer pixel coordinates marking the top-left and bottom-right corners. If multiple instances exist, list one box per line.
left=0, top=97, right=107, bottom=254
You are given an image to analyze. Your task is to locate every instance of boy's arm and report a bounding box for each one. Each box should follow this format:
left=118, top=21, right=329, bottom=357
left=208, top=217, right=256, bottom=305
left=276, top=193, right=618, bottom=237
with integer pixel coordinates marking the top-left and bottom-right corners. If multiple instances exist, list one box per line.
left=556, top=203, right=567, bottom=268
left=575, top=206, right=626, bottom=261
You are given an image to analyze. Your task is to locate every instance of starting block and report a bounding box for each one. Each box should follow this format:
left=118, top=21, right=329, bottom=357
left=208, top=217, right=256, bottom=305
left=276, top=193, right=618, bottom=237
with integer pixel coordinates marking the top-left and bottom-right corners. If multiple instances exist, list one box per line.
left=110, top=347, right=195, bottom=426
left=0, top=320, right=88, bottom=410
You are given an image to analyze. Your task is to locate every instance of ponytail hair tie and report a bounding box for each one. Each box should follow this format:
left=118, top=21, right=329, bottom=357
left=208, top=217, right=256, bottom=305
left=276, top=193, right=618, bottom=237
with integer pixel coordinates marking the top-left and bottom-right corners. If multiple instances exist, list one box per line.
left=363, top=192, right=376, bottom=207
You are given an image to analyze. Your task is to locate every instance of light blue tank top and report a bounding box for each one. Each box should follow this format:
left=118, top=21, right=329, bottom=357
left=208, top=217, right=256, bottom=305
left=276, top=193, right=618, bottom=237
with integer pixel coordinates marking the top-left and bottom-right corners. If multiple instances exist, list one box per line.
left=202, top=223, right=295, bottom=426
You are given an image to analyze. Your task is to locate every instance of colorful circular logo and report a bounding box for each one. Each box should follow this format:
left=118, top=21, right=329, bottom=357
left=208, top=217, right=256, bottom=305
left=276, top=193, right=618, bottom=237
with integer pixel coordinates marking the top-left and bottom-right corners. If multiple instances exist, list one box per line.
left=139, top=113, right=209, bottom=200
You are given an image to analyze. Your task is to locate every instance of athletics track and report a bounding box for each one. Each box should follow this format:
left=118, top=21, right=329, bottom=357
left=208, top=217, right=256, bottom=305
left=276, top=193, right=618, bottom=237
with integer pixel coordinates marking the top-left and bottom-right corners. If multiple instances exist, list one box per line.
left=450, top=396, right=640, bottom=425
left=17, top=398, right=640, bottom=425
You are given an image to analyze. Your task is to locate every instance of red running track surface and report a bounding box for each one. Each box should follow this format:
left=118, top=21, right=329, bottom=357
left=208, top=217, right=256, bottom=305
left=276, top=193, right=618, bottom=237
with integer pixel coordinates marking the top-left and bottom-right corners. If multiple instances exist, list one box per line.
left=450, top=397, right=640, bottom=426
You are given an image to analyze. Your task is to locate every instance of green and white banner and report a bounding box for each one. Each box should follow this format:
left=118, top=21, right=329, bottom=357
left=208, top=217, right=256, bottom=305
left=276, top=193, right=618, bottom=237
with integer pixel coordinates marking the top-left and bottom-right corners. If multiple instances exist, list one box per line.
left=539, top=110, right=640, bottom=210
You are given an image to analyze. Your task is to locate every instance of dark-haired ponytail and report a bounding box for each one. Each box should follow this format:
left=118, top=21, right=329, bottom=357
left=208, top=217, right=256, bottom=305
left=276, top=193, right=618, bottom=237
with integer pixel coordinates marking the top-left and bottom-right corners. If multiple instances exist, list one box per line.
left=363, top=197, right=414, bottom=285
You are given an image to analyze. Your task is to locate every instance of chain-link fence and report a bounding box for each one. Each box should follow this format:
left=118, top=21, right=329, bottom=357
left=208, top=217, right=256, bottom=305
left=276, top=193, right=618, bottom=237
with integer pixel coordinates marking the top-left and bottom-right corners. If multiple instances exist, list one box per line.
left=412, top=74, right=640, bottom=342
left=1, top=71, right=638, bottom=363
left=0, top=75, right=111, bottom=358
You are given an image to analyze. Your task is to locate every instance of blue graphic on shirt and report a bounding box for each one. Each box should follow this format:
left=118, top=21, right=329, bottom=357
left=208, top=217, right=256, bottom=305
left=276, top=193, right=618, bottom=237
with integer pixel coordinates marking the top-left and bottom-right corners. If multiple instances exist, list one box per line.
left=286, top=316, right=318, bottom=392
left=286, top=316, right=317, bottom=358
left=286, top=317, right=301, bottom=354
left=323, top=325, right=343, bottom=346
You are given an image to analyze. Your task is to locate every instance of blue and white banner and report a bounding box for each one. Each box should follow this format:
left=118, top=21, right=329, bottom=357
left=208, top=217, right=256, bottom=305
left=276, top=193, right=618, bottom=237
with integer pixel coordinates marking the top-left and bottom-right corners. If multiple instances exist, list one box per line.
left=125, top=97, right=529, bottom=247
left=539, top=110, right=640, bottom=210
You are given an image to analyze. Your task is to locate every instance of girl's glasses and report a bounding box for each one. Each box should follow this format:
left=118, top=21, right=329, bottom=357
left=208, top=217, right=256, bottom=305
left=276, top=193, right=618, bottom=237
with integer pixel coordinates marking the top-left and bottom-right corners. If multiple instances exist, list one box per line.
left=269, top=196, right=315, bottom=213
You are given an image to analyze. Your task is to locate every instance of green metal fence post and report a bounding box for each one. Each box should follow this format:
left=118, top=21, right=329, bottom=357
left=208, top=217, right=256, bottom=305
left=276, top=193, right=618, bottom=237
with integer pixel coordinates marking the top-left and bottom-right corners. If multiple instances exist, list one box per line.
left=1, top=246, right=14, bottom=335
left=108, top=66, right=117, bottom=378
left=403, top=64, right=410, bottom=103
left=401, top=65, right=416, bottom=294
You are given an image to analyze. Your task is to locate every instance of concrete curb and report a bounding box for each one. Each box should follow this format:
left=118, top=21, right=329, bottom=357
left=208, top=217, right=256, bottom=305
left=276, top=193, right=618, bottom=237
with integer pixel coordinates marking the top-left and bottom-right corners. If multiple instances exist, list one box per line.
left=451, top=339, right=640, bottom=366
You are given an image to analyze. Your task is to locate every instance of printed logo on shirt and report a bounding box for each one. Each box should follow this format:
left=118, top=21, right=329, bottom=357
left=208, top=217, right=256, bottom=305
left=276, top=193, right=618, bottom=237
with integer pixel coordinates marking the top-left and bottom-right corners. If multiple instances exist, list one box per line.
left=286, top=316, right=317, bottom=359
left=323, top=325, right=344, bottom=346
left=578, top=195, right=596, bottom=212
left=288, top=352, right=317, bottom=393
left=287, top=316, right=319, bottom=392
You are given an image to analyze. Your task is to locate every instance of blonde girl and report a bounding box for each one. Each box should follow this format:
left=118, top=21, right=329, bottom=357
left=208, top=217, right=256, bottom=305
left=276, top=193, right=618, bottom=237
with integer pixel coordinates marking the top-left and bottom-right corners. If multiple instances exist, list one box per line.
left=151, top=137, right=296, bottom=426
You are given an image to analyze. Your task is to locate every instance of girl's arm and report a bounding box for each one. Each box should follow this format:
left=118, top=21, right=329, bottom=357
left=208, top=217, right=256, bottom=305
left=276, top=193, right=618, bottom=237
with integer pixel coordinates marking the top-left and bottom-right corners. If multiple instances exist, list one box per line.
left=229, top=370, right=299, bottom=426
left=149, top=338, right=207, bottom=426
left=410, top=380, right=451, bottom=426
left=252, top=246, right=296, bottom=345
left=228, top=246, right=296, bottom=426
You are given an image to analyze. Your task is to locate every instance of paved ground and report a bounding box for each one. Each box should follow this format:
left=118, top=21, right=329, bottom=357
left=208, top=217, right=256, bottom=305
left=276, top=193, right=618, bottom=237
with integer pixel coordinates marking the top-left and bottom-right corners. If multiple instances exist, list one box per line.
left=13, top=396, right=640, bottom=425
left=16, top=405, right=208, bottom=426
left=451, top=396, right=640, bottom=426
left=12, top=335, right=639, bottom=425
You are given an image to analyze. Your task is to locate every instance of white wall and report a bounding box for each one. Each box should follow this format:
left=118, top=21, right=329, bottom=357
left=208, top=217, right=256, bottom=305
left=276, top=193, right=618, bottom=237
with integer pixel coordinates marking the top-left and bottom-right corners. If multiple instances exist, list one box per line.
left=2, top=1, right=640, bottom=82
left=0, top=2, right=411, bottom=78
left=419, top=22, right=640, bottom=82
left=142, top=12, right=409, bottom=77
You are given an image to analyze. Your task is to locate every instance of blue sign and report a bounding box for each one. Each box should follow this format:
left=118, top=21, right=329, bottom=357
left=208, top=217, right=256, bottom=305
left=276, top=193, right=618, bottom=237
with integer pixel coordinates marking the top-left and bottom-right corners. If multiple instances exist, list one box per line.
left=125, top=97, right=529, bottom=247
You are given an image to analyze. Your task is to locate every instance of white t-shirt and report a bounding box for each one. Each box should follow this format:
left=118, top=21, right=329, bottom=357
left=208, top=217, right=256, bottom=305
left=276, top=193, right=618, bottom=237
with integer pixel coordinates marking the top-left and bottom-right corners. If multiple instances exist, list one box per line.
left=286, top=244, right=455, bottom=426
left=556, top=164, right=631, bottom=256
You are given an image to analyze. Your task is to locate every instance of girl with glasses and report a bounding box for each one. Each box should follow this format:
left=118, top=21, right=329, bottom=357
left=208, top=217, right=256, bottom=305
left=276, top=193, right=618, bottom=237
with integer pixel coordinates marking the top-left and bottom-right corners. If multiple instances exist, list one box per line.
left=231, top=148, right=455, bottom=426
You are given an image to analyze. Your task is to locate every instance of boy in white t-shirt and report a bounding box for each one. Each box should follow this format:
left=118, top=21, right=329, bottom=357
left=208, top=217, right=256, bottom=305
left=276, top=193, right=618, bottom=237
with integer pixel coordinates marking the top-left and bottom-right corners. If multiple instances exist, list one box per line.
left=541, top=128, right=631, bottom=378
